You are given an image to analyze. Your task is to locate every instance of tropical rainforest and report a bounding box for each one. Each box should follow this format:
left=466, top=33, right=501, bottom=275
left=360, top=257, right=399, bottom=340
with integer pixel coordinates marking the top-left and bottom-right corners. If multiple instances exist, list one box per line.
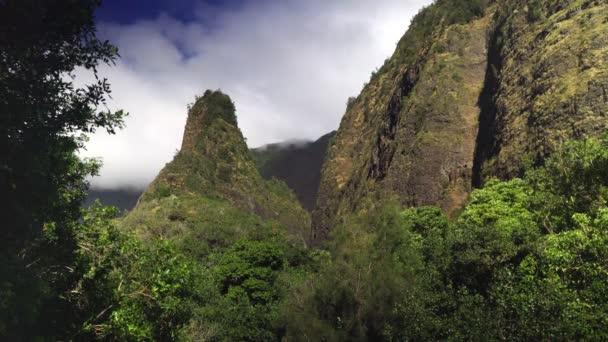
left=2, top=0, right=608, bottom=340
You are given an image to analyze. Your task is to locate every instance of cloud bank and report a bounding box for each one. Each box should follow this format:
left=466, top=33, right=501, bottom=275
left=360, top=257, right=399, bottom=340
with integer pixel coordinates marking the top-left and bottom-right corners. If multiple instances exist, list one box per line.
left=82, top=0, right=432, bottom=189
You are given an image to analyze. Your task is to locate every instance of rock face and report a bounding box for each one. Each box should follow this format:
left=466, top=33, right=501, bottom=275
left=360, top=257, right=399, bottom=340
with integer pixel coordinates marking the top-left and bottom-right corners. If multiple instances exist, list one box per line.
left=251, top=131, right=336, bottom=211
left=127, top=90, right=311, bottom=243
left=474, top=0, right=608, bottom=183
left=313, top=0, right=608, bottom=244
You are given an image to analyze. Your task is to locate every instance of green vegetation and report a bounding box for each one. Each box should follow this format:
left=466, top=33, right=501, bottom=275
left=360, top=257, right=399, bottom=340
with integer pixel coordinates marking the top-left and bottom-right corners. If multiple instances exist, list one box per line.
left=4, top=0, right=608, bottom=340
left=477, top=0, right=608, bottom=181
left=66, top=203, right=314, bottom=341
left=375, top=0, right=490, bottom=78
left=18, top=131, right=607, bottom=340
left=137, top=90, right=311, bottom=242
left=69, top=205, right=207, bottom=340
left=283, top=133, right=608, bottom=340
left=0, top=0, right=126, bottom=338
left=189, top=90, right=237, bottom=128
left=313, top=0, right=608, bottom=243
left=314, top=0, right=496, bottom=240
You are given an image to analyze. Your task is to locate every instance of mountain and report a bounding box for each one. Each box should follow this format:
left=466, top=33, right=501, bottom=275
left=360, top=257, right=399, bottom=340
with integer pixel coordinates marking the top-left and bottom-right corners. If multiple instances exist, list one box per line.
left=84, top=188, right=142, bottom=212
left=83, top=132, right=335, bottom=215
left=251, top=131, right=336, bottom=211
left=121, top=90, right=311, bottom=244
left=313, top=0, right=608, bottom=244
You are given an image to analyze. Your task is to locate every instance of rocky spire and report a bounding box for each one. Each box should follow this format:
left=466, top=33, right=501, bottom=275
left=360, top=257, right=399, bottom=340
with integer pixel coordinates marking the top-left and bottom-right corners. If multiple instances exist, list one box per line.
left=180, top=90, right=237, bottom=152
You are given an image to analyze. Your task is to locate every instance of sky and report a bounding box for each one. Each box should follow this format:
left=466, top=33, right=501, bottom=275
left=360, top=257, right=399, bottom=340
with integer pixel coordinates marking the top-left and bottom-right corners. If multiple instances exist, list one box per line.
left=82, top=0, right=432, bottom=190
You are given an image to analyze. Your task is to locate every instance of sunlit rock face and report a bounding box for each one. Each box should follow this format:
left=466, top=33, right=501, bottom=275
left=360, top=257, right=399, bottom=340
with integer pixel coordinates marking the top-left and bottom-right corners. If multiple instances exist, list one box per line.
left=313, top=0, right=608, bottom=245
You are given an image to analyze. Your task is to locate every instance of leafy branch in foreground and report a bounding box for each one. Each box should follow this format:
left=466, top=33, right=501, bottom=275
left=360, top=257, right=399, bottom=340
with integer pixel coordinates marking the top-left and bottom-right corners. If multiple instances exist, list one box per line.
left=0, top=0, right=126, bottom=338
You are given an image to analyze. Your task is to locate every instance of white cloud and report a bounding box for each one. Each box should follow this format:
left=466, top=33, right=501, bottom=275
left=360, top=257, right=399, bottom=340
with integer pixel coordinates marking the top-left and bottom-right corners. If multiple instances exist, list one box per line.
left=82, top=0, right=432, bottom=189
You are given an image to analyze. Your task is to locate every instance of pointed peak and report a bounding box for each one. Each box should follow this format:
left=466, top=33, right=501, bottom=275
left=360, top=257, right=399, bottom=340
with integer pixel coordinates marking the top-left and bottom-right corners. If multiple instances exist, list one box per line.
left=193, top=90, right=237, bottom=125
left=181, top=89, right=238, bottom=151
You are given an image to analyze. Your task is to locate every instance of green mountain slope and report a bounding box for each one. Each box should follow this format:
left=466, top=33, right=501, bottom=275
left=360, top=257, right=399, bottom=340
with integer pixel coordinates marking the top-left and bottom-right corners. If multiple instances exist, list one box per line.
left=313, top=0, right=608, bottom=244
left=121, top=90, right=311, bottom=245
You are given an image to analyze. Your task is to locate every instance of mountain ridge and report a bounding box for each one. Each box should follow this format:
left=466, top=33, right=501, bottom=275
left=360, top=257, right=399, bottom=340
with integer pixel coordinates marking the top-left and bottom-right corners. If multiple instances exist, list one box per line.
left=312, top=0, right=608, bottom=244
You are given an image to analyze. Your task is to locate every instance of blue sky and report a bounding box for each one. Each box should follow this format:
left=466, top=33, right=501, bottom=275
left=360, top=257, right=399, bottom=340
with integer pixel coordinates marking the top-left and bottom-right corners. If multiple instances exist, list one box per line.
left=96, top=0, right=243, bottom=24
left=96, top=0, right=175, bottom=24
left=83, top=0, right=432, bottom=189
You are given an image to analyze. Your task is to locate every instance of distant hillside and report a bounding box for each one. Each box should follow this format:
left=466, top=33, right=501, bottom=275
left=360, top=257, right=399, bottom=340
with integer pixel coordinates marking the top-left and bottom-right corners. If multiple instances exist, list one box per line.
left=251, top=131, right=335, bottom=211
left=84, top=189, right=142, bottom=212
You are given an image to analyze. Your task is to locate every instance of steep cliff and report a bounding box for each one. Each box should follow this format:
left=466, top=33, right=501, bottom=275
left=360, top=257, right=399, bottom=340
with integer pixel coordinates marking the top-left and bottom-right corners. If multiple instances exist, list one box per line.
left=122, top=90, right=311, bottom=244
left=313, top=0, right=608, bottom=244
left=474, top=0, right=608, bottom=183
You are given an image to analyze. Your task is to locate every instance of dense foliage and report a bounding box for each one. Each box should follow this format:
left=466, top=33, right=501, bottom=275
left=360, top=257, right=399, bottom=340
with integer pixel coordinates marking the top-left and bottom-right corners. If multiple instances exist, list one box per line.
left=281, top=133, right=608, bottom=340
left=35, top=131, right=608, bottom=341
left=4, top=0, right=608, bottom=340
left=65, top=204, right=314, bottom=341
left=0, top=0, right=125, bottom=338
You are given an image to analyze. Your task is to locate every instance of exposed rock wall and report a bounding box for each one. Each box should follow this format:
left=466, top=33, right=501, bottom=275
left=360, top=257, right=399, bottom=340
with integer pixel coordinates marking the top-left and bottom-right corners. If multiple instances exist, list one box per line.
left=313, top=8, right=492, bottom=244
left=475, top=0, right=608, bottom=181
left=313, top=0, right=608, bottom=245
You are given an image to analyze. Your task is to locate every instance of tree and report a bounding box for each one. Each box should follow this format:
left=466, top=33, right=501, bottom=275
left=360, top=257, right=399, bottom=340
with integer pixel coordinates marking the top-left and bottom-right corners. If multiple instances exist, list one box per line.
left=283, top=204, right=457, bottom=341
left=451, top=179, right=539, bottom=292
left=0, top=0, right=125, bottom=338
left=282, top=133, right=608, bottom=339
left=66, top=204, right=209, bottom=340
